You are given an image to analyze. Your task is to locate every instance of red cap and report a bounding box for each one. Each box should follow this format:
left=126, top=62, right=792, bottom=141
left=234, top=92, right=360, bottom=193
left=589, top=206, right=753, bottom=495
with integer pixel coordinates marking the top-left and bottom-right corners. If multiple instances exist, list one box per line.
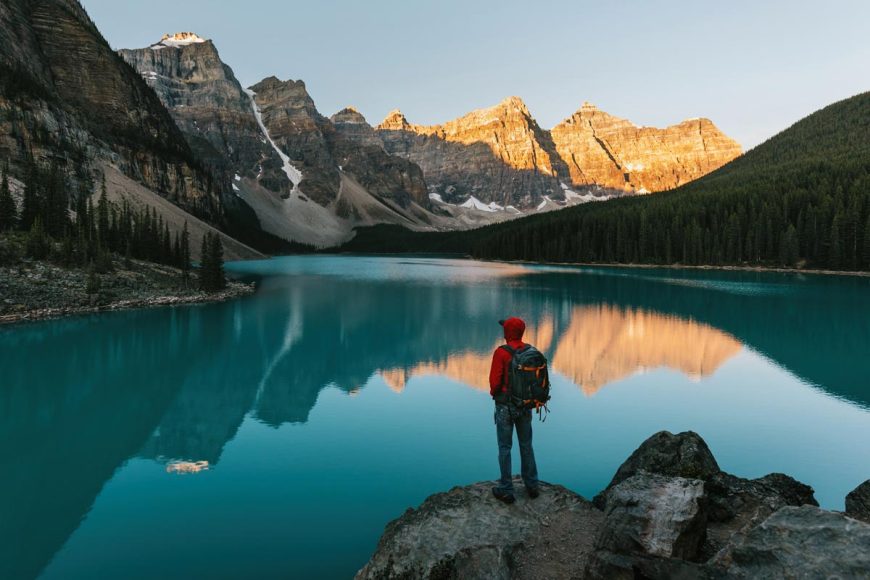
left=498, top=317, right=526, bottom=341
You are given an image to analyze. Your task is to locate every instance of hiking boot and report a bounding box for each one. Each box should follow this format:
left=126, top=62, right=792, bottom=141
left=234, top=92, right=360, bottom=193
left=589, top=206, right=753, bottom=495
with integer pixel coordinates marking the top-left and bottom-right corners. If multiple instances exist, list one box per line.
left=527, top=487, right=540, bottom=499
left=492, top=487, right=516, bottom=504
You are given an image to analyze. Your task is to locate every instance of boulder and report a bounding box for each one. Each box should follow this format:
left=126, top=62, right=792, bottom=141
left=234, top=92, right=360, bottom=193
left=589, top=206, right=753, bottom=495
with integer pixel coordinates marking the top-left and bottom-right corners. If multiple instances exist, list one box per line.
left=712, top=505, right=870, bottom=578
left=703, top=472, right=818, bottom=557
left=595, top=473, right=707, bottom=561
left=594, top=431, right=720, bottom=508
left=355, top=478, right=603, bottom=580
left=845, top=479, right=870, bottom=523
left=584, top=550, right=714, bottom=580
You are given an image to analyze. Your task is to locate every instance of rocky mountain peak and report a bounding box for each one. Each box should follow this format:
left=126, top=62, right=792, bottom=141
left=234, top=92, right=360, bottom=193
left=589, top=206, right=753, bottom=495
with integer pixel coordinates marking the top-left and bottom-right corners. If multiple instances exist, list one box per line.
left=151, top=32, right=209, bottom=49
left=551, top=104, right=742, bottom=193
left=331, top=107, right=369, bottom=125
left=498, top=95, right=531, bottom=114
left=378, top=109, right=411, bottom=131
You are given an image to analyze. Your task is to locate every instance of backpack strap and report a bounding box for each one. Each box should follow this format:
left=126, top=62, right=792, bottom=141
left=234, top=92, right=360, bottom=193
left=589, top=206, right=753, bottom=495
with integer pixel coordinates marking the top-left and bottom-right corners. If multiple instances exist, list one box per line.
left=500, top=344, right=516, bottom=356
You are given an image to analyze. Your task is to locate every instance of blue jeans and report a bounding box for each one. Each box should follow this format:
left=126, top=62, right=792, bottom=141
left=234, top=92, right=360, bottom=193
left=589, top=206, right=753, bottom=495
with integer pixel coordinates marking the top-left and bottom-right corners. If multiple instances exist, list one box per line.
left=494, top=404, right=539, bottom=494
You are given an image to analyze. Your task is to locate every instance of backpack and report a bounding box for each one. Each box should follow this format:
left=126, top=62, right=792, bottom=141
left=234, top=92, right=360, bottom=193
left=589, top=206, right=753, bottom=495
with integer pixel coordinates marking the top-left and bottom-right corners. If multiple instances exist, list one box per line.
left=501, top=344, right=551, bottom=419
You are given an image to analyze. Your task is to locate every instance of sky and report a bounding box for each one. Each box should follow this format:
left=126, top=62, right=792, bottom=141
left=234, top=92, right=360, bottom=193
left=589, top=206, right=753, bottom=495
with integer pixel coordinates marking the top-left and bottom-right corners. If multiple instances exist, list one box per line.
left=82, top=0, right=870, bottom=149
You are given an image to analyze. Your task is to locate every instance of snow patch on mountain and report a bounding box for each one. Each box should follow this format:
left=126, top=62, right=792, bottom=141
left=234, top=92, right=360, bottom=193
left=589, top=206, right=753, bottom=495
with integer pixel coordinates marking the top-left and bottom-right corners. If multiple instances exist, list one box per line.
left=560, top=181, right=613, bottom=205
left=151, top=32, right=208, bottom=50
left=460, top=196, right=502, bottom=213
left=243, top=87, right=303, bottom=190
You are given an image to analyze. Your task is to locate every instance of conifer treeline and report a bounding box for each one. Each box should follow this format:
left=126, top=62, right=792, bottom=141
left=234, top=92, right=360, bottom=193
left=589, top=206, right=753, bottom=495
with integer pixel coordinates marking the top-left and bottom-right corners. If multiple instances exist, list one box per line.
left=471, top=162, right=870, bottom=270
left=340, top=92, right=870, bottom=272
left=1, top=161, right=225, bottom=290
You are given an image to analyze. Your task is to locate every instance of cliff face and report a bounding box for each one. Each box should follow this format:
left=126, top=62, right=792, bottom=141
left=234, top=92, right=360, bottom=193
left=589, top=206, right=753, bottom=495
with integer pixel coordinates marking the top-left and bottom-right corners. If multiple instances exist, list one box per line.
left=119, top=36, right=431, bottom=246
left=367, top=99, right=742, bottom=209
left=551, top=103, right=743, bottom=193
left=377, top=98, right=568, bottom=208
left=248, top=77, right=429, bottom=209
left=247, top=76, right=338, bottom=204
left=0, top=2, right=220, bottom=218
left=118, top=34, right=288, bottom=194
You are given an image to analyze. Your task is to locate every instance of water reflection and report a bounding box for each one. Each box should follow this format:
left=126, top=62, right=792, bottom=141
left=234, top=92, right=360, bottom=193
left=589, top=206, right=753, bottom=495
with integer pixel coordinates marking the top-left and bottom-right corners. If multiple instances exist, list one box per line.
left=0, top=256, right=868, bottom=578
left=380, top=306, right=742, bottom=396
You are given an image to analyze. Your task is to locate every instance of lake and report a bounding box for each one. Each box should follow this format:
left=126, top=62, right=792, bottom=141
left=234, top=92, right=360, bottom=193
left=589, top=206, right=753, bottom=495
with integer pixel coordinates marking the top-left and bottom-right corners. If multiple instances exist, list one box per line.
left=2, top=256, right=869, bottom=579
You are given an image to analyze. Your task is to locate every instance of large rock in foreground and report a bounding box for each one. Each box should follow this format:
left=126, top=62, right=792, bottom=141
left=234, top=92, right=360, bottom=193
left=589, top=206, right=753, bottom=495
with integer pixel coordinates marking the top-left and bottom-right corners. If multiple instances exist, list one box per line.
left=356, top=479, right=603, bottom=580
left=712, top=505, right=870, bottom=578
left=594, top=430, right=719, bottom=508
left=704, top=471, right=818, bottom=557
left=596, top=473, right=707, bottom=560
left=846, top=479, right=870, bottom=523
left=359, top=431, right=865, bottom=579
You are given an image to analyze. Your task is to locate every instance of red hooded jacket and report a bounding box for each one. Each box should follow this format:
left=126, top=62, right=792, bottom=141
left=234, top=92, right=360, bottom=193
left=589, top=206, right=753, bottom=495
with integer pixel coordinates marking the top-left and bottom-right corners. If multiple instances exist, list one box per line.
left=489, top=317, right=526, bottom=398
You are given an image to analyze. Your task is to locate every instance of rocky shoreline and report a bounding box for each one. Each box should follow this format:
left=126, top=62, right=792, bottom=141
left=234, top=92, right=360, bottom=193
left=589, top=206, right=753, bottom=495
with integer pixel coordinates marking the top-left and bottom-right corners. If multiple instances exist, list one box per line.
left=357, top=431, right=870, bottom=579
left=0, top=259, right=255, bottom=326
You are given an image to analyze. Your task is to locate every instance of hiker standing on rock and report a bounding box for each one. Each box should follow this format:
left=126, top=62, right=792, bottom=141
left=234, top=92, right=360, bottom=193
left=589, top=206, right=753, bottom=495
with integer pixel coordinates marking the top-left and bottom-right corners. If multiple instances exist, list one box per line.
left=489, top=317, right=551, bottom=504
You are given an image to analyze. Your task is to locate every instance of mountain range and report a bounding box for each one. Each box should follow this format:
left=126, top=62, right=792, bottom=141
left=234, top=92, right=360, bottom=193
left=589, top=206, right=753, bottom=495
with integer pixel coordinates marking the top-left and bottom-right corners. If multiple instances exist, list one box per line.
left=116, top=31, right=740, bottom=247
left=0, top=2, right=741, bottom=250
left=341, top=89, right=870, bottom=273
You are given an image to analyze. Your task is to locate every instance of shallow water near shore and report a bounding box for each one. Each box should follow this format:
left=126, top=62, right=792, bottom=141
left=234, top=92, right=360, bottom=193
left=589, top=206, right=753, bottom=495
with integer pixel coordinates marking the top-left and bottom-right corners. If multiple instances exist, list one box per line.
left=2, top=256, right=869, bottom=579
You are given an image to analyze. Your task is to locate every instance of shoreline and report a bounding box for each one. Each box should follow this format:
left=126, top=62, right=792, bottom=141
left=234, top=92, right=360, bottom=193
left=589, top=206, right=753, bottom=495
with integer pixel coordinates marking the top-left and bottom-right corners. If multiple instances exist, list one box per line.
left=327, top=250, right=870, bottom=277
left=0, top=282, right=255, bottom=327
left=500, top=259, right=870, bottom=278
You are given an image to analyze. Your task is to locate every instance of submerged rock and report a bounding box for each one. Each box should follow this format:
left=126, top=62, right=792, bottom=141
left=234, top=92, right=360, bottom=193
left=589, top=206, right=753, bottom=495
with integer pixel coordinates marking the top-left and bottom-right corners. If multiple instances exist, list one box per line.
left=711, top=505, right=870, bottom=578
left=593, top=430, right=719, bottom=508
left=355, top=478, right=603, bottom=580
left=846, top=479, right=870, bottom=523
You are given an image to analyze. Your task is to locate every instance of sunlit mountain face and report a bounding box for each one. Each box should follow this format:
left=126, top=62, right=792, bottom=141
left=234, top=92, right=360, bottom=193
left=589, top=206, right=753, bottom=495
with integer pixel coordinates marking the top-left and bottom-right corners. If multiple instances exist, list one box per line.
left=379, top=306, right=742, bottom=395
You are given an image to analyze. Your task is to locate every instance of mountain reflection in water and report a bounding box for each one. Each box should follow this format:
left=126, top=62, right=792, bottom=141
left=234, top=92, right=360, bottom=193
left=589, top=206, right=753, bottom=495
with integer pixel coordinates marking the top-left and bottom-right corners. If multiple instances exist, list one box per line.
left=380, top=306, right=742, bottom=395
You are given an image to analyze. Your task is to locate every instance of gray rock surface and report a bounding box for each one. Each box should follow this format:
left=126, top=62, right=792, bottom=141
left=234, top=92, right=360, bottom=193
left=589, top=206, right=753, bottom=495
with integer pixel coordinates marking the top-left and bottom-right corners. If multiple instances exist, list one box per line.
left=356, top=478, right=603, bottom=580
left=358, top=431, right=861, bottom=579
left=712, top=505, right=870, bottom=578
left=119, top=36, right=288, bottom=194
left=596, top=473, right=707, bottom=560
left=247, top=76, right=429, bottom=209
left=703, top=471, right=818, bottom=558
left=594, top=431, right=720, bottom=508
left=0, top=0, right=219, bottom=218
left=846, top=479, right=870, bottom=523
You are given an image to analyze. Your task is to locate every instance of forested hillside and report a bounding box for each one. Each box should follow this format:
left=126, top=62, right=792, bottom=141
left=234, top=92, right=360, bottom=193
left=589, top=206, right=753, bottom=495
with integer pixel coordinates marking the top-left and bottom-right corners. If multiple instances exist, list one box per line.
left=340, top=92, right=870, bottom=271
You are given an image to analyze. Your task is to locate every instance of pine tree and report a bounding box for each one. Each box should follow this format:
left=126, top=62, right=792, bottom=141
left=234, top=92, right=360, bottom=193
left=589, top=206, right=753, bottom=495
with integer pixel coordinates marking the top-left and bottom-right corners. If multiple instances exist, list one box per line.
left=20, top=163, right=40, bottom=230
left=0, top=163, right=17, bottom=231
left=198, top=232, right=226, bottom=292
left=780, top=225, right=799, bottom=267
left=829, top=214, right=842, bottom=269
left=210, top=232, right=225, bottom=291
left=199, top=233, right=211, bottom=290
left=162, top=223, right=171, bottom=264
left=180, top=222, right=191, bottom=283
left=97, top=176, right=110, bottom=247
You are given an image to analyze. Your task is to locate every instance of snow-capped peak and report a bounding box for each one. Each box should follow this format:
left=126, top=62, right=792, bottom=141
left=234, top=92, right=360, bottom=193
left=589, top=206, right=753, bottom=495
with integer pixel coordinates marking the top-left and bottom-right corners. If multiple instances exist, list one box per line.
left=151, top=32, right=208, bottom=50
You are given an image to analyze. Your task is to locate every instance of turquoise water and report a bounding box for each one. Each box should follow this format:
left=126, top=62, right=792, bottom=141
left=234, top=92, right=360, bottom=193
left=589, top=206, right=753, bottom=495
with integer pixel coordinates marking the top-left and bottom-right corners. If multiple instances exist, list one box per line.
left=2, top=256, right=869, bottom=579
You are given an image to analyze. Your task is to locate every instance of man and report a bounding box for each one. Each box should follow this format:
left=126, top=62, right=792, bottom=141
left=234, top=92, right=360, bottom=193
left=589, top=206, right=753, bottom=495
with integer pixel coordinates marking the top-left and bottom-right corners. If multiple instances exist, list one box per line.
left=489, top=316, right=540, bottom=503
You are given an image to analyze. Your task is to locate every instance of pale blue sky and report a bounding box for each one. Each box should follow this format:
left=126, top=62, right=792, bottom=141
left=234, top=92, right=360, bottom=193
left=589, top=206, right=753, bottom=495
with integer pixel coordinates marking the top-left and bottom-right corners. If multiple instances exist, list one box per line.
left=83, top=0, right=870, bottom=149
